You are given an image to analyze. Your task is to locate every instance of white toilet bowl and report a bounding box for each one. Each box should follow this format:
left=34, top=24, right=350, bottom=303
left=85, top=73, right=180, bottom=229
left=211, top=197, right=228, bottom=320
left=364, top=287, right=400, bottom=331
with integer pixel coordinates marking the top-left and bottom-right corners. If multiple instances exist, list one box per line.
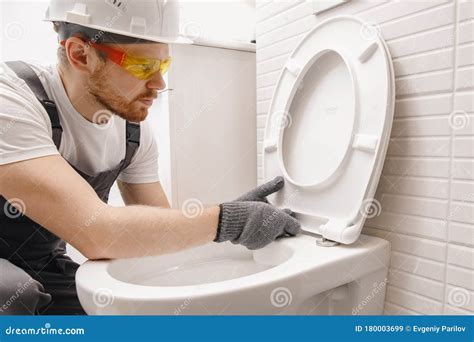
left=76, top=16, right=395, bottom=315
left=77, top=234, right=390, bottom=315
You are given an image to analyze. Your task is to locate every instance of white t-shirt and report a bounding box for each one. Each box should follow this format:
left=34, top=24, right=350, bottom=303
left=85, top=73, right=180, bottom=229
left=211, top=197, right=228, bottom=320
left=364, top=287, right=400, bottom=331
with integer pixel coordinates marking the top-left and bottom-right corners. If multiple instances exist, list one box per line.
left=0, top=61, right=159, bottom=184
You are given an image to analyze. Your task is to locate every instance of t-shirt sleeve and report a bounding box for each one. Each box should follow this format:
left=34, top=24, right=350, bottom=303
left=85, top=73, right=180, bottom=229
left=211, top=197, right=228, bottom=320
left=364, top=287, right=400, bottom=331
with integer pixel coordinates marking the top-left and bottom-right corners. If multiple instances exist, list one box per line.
left=0, top=65, right=59, bottom=165
left=117, top=119, right=160, bottom=184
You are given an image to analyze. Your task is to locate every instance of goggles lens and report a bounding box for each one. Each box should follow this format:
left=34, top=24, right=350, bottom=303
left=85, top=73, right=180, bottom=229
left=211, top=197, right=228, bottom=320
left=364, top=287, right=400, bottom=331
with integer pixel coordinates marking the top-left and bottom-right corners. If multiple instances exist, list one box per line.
left=59, top=40, right=171, bottom=80
left=122, top=55, right=171, bottom=80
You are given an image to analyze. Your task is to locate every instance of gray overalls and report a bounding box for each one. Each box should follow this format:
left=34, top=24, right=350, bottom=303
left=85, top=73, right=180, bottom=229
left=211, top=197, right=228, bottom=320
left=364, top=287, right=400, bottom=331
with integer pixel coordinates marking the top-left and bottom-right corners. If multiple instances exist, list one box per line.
left=0, top=61, right=140, bottom=315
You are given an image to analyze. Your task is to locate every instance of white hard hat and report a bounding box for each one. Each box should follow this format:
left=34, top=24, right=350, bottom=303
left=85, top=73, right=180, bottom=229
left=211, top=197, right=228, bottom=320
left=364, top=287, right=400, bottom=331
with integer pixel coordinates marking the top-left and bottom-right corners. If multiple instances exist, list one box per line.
left=44, top=0, right=192, bottom=44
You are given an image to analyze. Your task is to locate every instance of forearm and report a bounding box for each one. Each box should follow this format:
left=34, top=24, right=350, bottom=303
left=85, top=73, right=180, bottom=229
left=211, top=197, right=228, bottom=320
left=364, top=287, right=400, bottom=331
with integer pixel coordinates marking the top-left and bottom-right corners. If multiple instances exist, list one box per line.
left=0, top=155, right=219, bottom=260
left=117, top=180, right=171, bottom=208
left=87, top=204, right=220, bottom=259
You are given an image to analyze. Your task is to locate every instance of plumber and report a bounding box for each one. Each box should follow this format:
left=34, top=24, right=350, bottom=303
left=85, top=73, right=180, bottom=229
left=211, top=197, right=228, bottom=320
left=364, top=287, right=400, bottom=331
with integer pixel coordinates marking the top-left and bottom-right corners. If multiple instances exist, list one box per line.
left=0, top=0, right=300, bottom=315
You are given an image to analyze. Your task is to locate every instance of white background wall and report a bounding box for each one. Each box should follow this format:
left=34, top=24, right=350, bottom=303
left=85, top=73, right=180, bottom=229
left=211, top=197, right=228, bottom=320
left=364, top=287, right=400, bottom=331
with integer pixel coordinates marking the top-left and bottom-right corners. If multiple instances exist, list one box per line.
left=256, top=0, right=473, bottom=315
left=166, top=43, right=256, bottom=208
left=180, top=0, right=256, bottom=43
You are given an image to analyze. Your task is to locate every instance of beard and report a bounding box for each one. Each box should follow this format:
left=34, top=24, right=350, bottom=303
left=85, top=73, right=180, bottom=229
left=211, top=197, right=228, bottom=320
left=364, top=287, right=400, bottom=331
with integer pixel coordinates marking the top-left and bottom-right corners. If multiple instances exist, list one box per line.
left=86, top=63, right=157, bottom=123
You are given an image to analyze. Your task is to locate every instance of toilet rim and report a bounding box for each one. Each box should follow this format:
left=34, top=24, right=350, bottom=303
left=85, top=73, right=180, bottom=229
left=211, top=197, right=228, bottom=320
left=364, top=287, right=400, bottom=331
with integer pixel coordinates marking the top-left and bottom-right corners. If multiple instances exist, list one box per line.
left=78, top=254, right=289, bottom=301
left=78, top=259, right=297, bottom=301
left=77, top=238, right=305, bottom=300
left=76, top=235, right=390, bottom=301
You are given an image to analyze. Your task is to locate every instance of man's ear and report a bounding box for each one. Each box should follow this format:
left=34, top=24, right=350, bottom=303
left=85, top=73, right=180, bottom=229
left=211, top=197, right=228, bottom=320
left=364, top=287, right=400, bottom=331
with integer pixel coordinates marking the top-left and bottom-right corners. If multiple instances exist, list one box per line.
left=63, top=37, right=97, bottom=73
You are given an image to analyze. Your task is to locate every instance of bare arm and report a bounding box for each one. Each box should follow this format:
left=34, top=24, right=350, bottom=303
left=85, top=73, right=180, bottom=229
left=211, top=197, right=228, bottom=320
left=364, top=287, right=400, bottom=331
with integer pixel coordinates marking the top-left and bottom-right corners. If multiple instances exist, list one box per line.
left=117, top=180, right=170, bottom=208
left=0, top=155, right=219, bottom=260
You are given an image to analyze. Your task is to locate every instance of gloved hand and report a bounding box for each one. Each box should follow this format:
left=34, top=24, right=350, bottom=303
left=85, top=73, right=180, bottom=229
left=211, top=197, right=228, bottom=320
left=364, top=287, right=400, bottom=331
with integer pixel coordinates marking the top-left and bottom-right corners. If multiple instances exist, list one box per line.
left=214, top=201, right=301, bottom=250
left=233, top=176, right=284, bottom=203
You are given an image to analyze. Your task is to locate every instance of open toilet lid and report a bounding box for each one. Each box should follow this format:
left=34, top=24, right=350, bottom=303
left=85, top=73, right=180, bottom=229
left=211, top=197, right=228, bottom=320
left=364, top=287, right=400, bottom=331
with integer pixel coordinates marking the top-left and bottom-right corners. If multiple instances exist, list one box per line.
left=263, top=16, right=395, bottom=244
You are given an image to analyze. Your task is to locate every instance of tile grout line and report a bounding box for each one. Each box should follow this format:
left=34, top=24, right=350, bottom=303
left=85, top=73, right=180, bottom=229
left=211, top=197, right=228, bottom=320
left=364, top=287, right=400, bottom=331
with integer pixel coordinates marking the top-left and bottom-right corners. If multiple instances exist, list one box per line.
left=442, top=0, right=460, bottom=315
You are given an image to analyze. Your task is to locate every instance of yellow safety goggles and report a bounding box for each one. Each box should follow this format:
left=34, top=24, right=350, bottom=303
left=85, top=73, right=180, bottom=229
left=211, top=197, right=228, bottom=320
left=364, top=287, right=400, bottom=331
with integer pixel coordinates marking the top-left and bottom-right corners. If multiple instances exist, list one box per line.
left=60, top=40, right=171, bottom=80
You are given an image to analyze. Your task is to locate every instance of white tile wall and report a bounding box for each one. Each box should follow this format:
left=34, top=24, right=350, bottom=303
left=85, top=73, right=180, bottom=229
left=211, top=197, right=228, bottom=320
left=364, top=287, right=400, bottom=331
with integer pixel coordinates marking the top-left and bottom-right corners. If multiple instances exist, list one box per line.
left=256, top=0, right=473, bottom=315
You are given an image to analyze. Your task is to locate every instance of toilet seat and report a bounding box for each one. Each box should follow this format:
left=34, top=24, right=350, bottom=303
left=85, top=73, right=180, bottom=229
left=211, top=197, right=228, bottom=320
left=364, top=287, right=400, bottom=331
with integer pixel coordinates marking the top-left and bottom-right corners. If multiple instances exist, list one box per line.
left=263, top=16, right=395, bottom=244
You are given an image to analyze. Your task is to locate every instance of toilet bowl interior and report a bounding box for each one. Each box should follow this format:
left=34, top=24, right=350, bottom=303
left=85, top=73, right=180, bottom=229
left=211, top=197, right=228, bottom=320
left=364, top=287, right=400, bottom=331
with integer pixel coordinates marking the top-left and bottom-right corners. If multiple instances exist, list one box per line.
left=106, top=242, right=294, bottom=287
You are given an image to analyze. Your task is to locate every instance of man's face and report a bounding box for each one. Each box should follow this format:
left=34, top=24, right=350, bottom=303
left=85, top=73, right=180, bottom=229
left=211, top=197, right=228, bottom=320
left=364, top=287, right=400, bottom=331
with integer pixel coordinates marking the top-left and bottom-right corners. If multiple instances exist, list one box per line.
left=86, top=42, right=170, bottom=123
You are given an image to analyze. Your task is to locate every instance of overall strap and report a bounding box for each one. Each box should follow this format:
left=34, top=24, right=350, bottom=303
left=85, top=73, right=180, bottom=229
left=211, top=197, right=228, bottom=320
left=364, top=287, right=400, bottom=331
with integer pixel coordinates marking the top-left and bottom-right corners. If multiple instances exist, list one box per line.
left=6, top=61, right=140, bottom=170
left=5, top=61, right=63, bottom=149
left=124, top=121, right=141, bottom=166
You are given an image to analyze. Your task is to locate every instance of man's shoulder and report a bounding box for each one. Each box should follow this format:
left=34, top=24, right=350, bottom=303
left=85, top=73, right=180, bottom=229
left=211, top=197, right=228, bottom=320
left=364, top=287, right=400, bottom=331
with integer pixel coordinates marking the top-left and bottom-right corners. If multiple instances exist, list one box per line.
left=0, top=61, right=53, bottom=128
left=1, top=61, right=55, bottom=91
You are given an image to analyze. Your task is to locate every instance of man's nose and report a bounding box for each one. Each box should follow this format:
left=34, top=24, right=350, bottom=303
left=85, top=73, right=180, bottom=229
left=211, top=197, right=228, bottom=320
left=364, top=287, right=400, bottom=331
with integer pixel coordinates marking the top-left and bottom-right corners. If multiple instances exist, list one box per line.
left=146, top=71, right=166, bottom=91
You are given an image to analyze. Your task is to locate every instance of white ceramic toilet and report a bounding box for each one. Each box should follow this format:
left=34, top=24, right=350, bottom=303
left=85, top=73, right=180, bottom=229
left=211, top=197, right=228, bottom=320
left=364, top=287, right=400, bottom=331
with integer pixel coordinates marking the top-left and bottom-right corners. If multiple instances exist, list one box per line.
left=76, top=16, right=395, bottom=315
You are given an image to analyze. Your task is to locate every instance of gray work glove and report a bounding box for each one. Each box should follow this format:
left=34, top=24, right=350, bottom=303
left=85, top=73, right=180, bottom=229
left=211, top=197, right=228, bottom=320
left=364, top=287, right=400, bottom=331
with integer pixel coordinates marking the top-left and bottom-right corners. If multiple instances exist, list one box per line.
left=233, top=176, right=284, bottom=203
left=214, top=201, right=301, bottom=250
